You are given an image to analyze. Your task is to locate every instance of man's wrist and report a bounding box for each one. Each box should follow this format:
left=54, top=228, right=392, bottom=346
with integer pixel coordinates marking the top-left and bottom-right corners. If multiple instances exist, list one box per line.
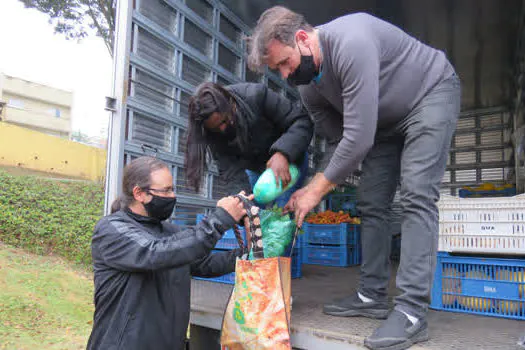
left=309, top=173, right=336, bottom=197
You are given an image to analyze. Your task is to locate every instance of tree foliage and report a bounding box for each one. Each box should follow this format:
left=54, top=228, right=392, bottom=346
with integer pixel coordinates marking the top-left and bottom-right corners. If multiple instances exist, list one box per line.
left=20, top=0, right=115, bottom=56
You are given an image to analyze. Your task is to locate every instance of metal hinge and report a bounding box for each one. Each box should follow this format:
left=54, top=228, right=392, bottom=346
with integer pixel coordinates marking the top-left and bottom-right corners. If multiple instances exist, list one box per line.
left=104, top=96, right=117, bottom=112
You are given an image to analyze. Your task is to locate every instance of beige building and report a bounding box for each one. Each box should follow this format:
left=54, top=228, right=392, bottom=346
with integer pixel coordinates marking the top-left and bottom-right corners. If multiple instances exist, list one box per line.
left=0, top=73, right=72, bottom=138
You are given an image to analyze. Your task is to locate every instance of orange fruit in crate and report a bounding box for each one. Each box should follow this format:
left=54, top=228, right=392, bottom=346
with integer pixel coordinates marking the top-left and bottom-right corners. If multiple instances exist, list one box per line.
left=498, top=300, right=524, bottom=314
left=458, top=270, right=492, bottom=311
left=441, top=267, right=461, bottom=306
left=495, top=269, right=524, bottom=314
left=478, top=183, right=495, bottom=191
left=520, top=270, right=525, bottom=299
left=458, top=296, right=492, bottom=311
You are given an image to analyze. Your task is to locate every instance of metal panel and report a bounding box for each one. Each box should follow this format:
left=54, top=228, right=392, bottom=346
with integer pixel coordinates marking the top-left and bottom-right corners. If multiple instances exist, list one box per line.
left=130, top=112, right=173, bottom=152
left=132, top=69, right=176, bottom=113
left=178, top=127, right=188, bottom=156
left=220, top=14, right=241, bottom=44
left=184, top=19, right=213, bottom=57
left=179, top=91, right=191, bottom=120
left=135, top=27, right=177, bottom=74
left=218, top=44, right=240, bottom=76
left=185, top=0, right=214, bottom=23
left=176, top=166, right=207, bottom=197
left=182, top=55, right=211, bottom=86
left=138, top=0, right=178, bottom=34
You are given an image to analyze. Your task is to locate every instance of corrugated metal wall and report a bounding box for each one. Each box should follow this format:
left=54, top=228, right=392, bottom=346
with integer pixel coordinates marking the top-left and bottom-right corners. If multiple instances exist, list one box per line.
left=115, top=0, right=523, bottom=225
left=123, top=0, right=302, bottom=225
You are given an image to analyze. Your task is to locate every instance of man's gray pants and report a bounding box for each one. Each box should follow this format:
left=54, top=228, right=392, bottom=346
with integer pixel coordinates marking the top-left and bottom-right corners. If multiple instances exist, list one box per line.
left=357, top=74, right=461, bottom=320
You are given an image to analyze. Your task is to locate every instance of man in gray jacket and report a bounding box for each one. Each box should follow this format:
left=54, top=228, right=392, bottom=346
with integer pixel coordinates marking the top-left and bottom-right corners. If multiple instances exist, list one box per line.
left=247, top=7, right=461, bottom=350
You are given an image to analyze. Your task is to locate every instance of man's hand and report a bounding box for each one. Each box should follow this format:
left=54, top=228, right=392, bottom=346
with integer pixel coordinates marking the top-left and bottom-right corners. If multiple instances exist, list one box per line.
left=267, top=152, right=291, bottom=188
left=285, top=173, right=337, bottom=227
left=288, top=187, right=323, bottom=227
left=283, top=186, right=309, bottom=214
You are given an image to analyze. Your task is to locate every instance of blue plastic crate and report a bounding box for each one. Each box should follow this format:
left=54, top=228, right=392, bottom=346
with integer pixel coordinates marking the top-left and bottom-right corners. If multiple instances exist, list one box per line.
left=430, top=252, right=525, bottom=320
left=196, top=214, right=246, bottom=250
left=303, top=244, right=361, bottom=267
left=458, top=187, right=516, bottom=198
left=303, top=223, right=360, bottom=246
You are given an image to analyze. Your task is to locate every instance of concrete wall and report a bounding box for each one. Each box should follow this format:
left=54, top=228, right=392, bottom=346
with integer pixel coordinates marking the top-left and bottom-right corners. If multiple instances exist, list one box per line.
left=0, top=122, right=106, bottom=181
left=0, top=73, right=73, bottom=138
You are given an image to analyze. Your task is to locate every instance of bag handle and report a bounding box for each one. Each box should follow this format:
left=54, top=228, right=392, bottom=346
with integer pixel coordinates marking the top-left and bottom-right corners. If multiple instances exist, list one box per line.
left=288, top=213, right=300, bottom=258
left=234, top=194, right=264, bottom=259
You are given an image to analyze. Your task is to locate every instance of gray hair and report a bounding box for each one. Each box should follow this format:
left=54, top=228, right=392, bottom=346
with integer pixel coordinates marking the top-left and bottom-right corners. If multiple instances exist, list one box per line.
left=246, top=6, right=313, bottom=72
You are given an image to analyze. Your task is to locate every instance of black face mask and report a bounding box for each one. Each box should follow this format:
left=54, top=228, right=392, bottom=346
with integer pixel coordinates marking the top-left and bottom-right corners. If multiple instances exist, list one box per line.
left=287, top=49, right=318, bottom=86
left=222, top=123, right=236, bottom=141
left=144, top=194, right=177, bottom=221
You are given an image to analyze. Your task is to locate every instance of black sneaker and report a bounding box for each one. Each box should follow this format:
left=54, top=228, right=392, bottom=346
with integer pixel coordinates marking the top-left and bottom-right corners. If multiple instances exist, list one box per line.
left=323, top=293, right=389, bottom=319
left=364, top=309, right=429, bottom=350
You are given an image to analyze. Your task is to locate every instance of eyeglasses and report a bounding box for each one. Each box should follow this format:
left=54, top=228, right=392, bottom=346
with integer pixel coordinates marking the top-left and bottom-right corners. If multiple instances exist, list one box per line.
left=143, top=187, right=175, bottom=195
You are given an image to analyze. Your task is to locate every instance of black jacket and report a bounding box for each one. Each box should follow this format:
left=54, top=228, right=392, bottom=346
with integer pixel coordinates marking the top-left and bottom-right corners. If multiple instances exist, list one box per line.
left=87, top=208, right=243, bottom=350
left=211, top=83, right=313, bottom=194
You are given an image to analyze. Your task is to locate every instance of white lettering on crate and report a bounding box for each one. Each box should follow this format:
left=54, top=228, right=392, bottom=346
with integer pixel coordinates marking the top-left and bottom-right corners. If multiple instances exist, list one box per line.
left=484, top=286, right=497, bottom=293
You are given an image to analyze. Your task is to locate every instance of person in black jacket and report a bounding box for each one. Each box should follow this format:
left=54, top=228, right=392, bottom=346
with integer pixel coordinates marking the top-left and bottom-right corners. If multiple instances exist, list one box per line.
left=185, top=82, right=313, bottom=207
left=87, top=156, right=250, bottom=350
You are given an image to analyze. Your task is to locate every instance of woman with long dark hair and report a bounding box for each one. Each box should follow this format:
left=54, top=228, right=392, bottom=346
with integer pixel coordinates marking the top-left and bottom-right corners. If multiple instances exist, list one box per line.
left=87, top=156, right=250, bottom=350
left=185, top=82, right=313, bottom=207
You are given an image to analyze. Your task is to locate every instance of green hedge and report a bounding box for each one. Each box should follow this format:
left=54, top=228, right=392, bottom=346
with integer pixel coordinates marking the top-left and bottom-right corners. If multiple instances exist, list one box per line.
left=0, top=170, right=104, bottom=266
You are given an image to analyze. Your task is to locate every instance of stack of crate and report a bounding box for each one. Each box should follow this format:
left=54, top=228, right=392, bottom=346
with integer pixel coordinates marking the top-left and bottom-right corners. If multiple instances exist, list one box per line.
left=192, top=214, right=302, bottom=285
left=430, top=194, right=525, bottom=320
left=302, top=223, right=361, bottom=267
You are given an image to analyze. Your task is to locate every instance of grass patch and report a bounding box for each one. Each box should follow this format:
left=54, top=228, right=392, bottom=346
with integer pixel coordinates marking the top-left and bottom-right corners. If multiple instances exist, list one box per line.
left=0, top=169, right=104, bottom=265
left=0, top=244, right=94, bottom=349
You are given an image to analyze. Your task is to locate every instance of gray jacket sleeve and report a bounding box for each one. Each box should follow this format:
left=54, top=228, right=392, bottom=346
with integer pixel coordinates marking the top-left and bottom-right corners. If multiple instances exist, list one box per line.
left=301, top=36, right=379, bottom=184
left=261, top=86, right=314, bottom=163
left=93, top=208, right=236, bottom=272
left=190, top=248, right=244, bottom=277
